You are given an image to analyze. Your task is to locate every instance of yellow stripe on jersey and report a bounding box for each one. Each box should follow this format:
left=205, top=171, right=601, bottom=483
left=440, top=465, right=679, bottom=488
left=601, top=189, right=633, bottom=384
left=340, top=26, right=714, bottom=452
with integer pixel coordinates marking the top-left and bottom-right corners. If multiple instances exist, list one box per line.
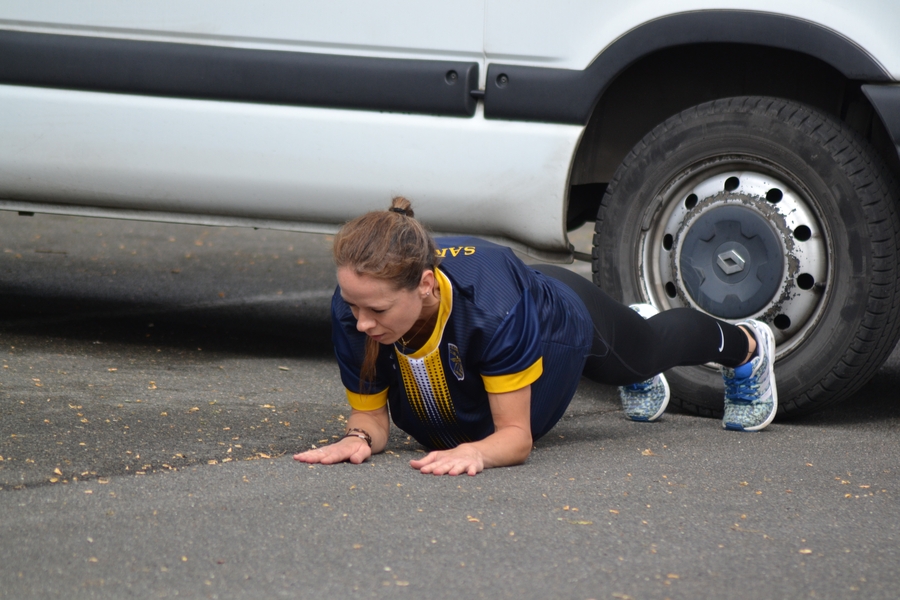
left=424, top=350, right=456, bottom=424
left=345, top=388, right=388, bottom=411
left=481, top=357, right=543, bottom=394
left=396, top=351, right=430, bottom=424
left=406, top=268, right=452, bottom=360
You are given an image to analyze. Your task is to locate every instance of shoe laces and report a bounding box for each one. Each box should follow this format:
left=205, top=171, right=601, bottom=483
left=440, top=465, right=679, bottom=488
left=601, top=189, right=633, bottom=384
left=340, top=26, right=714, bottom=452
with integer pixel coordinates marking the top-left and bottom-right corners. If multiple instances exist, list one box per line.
left=625, top=378, right=654, bottom=392
left=724, top=363, right=759, bottom=403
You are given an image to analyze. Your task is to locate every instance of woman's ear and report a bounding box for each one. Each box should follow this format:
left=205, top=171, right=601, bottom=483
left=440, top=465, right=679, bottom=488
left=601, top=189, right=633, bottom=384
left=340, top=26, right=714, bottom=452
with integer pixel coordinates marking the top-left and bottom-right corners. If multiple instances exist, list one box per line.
left=418, top=269, right=435, bottom=297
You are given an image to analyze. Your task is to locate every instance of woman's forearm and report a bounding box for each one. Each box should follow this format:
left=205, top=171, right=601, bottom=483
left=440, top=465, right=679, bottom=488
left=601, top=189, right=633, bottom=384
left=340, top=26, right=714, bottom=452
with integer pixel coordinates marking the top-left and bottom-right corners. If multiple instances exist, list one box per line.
left=346, top=405, right=391, bottom=454
left=466, top=425, right=533, bottom=469
left=476, top=386, right=534, bottom=468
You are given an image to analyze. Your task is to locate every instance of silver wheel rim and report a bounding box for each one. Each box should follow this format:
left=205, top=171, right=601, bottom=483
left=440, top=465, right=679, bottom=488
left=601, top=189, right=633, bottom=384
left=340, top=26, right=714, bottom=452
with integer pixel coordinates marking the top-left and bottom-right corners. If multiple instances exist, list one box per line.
left=639, top=155, right=831, bottom=358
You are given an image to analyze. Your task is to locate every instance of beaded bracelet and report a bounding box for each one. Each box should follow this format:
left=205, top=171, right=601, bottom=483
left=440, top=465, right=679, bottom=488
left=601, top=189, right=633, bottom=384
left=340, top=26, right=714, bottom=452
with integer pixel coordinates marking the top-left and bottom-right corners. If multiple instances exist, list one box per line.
left=343, top=428, right=372, bottom=447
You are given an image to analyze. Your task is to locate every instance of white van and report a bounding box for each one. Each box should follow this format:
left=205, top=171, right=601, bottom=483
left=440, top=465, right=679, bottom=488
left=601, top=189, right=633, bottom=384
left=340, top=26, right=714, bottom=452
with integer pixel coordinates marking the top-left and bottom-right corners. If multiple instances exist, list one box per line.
left=3, top=1, right=900, bottom=417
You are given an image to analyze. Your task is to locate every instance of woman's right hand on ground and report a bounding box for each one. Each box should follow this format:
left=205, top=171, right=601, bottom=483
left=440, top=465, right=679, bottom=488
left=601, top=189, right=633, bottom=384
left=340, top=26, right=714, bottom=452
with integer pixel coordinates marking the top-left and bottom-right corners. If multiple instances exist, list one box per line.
left=293, top=436, right=371, bottom=465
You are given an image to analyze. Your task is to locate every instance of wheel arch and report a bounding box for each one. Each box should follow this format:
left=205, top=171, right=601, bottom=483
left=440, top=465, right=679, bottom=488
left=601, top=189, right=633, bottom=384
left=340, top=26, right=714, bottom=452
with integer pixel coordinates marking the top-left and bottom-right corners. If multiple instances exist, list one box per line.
left=482, top=11, right=900, bottom=225
left=570, top=42, right=900, bottom=187
left=485, top=10, right=891, bottom=126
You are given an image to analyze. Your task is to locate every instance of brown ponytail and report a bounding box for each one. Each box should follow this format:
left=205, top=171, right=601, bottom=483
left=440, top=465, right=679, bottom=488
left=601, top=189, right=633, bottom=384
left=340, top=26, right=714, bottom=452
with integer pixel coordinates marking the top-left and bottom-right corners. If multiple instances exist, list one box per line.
left=334, top=197, right=441, bottom=390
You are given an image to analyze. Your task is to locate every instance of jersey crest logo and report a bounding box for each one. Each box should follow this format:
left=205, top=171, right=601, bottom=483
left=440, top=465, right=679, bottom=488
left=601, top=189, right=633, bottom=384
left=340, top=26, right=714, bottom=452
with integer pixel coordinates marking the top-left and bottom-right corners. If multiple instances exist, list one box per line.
left=448, top=343, right=464, bottom=381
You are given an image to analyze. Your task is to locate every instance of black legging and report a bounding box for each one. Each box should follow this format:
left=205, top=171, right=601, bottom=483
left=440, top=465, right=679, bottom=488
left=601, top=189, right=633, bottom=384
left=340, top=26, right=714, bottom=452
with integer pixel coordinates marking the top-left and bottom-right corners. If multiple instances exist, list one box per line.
left=534, top=265, right=749, bottom=386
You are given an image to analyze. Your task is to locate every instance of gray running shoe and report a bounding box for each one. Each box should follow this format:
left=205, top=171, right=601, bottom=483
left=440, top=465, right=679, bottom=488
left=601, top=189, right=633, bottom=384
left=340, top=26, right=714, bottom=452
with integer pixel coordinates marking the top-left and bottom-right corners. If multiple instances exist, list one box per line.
left=619, top=303, right=669, bottom=422
left=721, top=319, right=778, bottom=431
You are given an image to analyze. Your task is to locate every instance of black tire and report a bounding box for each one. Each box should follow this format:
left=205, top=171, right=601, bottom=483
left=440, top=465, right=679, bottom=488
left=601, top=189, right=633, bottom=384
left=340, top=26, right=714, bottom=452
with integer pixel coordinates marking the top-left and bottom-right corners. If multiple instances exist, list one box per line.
left=593, top=96, right=900, bottom=417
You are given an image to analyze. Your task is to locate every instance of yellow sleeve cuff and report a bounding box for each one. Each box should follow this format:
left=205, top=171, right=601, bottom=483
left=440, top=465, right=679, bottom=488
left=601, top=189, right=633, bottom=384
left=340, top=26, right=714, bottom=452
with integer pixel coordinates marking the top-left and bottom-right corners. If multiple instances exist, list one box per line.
left=481, top=357, right=543, bottom=394
left=345, top=388, right=388, bottom=411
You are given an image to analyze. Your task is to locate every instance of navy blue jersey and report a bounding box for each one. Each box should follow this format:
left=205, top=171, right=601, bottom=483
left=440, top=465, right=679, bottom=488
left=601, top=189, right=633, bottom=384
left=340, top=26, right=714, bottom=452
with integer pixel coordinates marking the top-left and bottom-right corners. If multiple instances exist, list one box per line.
left=332, top=237, right=593, bottom=449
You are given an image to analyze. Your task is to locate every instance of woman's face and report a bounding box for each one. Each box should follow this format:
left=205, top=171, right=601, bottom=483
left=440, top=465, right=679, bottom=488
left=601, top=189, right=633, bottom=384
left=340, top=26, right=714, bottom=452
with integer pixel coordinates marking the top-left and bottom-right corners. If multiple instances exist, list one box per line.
left=337, top=267, right=434, bottom=345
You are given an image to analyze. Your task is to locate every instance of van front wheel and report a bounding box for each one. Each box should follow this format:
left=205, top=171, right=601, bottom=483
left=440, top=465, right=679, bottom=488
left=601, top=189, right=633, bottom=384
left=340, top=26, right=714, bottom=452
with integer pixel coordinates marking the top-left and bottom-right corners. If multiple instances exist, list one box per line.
left=593, top=96, right=900, bottom=417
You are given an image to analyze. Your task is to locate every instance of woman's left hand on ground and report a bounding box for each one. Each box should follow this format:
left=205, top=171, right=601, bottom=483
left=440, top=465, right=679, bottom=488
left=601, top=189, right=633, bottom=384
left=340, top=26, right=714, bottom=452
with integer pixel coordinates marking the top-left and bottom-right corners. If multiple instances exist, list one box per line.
left=409, top=444, right=485, bottom=476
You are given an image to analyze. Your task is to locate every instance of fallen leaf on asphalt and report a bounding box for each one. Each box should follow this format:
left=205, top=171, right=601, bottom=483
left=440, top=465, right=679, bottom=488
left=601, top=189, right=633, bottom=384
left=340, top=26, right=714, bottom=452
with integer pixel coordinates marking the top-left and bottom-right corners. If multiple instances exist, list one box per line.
left=54, top=468, right=63, bottom=476
left=641, top=449, right=656, bottom=456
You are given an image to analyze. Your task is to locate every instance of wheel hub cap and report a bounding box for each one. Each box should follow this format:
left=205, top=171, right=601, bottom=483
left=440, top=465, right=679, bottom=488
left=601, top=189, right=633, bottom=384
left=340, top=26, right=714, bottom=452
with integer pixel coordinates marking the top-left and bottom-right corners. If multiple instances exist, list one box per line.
left=642, top=164, right=830, bottom=357
left=679, top=204, right=784, bottom=318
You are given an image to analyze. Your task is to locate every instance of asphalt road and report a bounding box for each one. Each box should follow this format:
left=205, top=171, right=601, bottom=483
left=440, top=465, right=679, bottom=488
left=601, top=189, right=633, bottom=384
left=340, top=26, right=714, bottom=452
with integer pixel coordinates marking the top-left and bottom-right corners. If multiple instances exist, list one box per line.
left=1, top=212, right=898, bottom=599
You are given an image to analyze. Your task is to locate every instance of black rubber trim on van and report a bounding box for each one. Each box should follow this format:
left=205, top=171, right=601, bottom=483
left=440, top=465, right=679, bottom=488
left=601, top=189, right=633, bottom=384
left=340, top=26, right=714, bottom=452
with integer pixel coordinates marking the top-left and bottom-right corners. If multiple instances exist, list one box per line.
left=0, top=29, right=479, bottom=117
left=863, top=84, right=900, bottom=160
left=484, top=11, right=892, bottom=124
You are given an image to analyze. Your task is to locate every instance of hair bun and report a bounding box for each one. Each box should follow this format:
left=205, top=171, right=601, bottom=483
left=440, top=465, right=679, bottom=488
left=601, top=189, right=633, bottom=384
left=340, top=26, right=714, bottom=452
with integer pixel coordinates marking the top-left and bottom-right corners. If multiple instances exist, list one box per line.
left=389, top=196, right=414, bottom=218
